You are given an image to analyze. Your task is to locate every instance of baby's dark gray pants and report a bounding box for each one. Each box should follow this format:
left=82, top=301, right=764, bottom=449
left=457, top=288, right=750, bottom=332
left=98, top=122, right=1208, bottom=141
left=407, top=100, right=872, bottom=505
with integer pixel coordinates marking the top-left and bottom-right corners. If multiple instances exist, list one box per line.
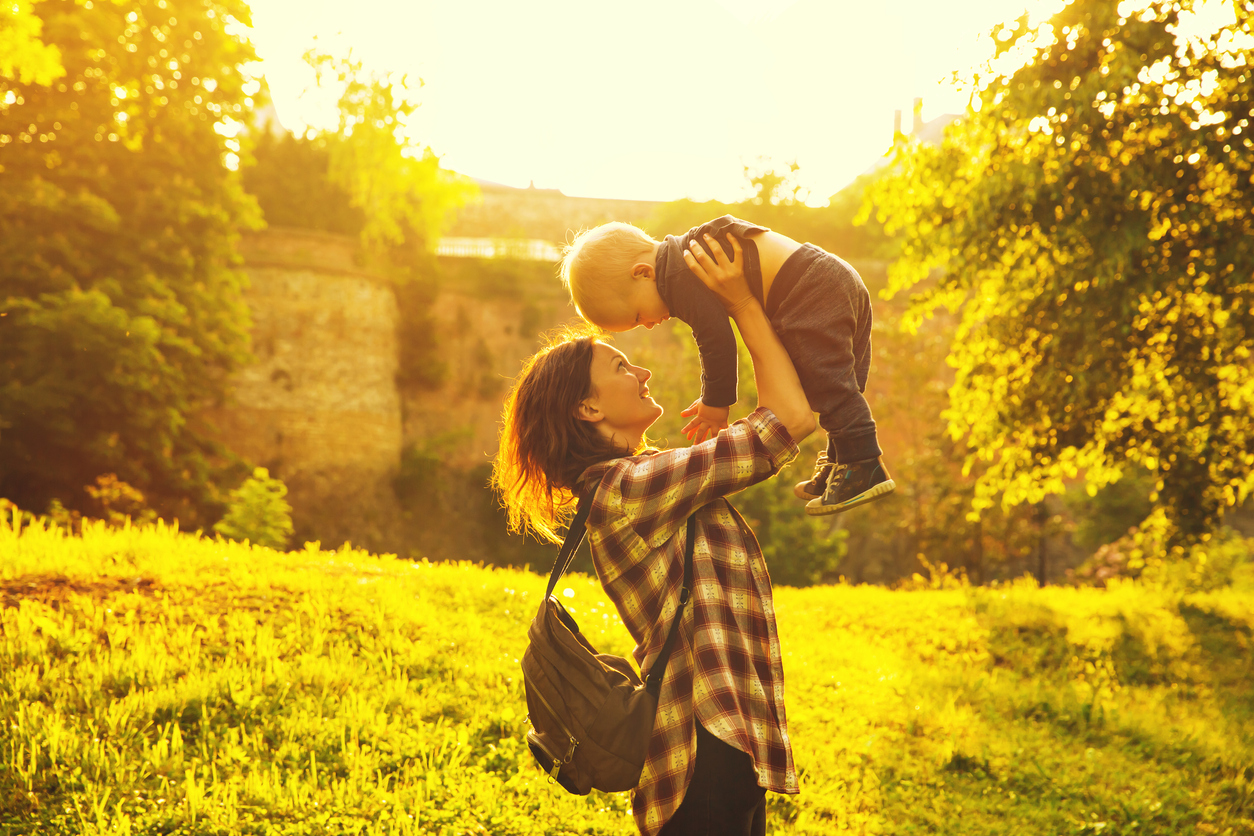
left=765, top=244, right=881, bottom=464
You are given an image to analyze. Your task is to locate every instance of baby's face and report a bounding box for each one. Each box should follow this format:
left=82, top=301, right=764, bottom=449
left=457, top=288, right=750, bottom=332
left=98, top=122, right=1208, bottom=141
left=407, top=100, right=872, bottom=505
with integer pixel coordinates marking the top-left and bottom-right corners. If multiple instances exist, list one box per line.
left=599, top=279, right=671, bottom=333
left=627, top=280, right=671, bottom=331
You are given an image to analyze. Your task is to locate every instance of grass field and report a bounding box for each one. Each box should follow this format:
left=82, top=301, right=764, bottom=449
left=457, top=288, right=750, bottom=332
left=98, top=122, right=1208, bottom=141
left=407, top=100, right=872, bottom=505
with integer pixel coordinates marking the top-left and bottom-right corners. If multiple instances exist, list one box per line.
left=2, top=512, right=1253, bottom=835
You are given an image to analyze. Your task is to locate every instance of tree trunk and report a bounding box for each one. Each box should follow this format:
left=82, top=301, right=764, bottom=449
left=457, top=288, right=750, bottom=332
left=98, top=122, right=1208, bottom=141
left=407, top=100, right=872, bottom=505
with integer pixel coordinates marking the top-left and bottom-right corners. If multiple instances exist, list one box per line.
left=1035, top=502, right=1048, bottom=586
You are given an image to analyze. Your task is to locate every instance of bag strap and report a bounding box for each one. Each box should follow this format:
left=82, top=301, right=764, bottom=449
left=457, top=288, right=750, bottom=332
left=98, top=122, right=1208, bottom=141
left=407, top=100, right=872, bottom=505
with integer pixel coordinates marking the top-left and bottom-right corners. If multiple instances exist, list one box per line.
left=543, top=488, right=596, bottom=601
left=544, top=487, right=697, bottom=697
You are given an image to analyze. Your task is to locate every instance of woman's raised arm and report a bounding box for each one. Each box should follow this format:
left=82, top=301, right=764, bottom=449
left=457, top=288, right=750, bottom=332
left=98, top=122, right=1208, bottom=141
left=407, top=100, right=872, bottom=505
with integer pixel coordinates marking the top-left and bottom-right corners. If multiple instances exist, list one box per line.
left=683, top=234, right=816, bottom=444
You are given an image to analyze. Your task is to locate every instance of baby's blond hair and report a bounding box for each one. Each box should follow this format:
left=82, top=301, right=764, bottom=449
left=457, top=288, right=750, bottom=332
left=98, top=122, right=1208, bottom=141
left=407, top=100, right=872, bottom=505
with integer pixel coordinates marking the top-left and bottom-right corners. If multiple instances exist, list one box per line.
left=560, top=222, right=658, bottom=326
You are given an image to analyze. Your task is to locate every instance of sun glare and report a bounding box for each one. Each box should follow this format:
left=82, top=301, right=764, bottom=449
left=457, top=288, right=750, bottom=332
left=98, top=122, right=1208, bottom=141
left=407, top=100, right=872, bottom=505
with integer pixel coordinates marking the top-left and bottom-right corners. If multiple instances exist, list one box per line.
left=246, top=0, right=1053, bottom=203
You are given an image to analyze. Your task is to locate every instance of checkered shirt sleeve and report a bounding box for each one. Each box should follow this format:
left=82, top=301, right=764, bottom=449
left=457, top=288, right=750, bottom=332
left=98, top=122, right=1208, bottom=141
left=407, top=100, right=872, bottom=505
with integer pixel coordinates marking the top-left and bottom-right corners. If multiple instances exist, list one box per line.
left=579, top=407, right=800, bottom=836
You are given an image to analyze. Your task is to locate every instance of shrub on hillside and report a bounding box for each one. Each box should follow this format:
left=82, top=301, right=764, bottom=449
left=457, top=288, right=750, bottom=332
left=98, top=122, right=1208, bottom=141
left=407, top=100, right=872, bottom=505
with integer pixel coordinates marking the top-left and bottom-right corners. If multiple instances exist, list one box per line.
left=214, top=468, right=293, bottom=550
left=1145, top=529, right=1254, bottom=592
left=1070, top=527, right=1254, bottom=592
left=45, top=475, right=158, bottom=534
left=85, top=474, right=158, bottom=528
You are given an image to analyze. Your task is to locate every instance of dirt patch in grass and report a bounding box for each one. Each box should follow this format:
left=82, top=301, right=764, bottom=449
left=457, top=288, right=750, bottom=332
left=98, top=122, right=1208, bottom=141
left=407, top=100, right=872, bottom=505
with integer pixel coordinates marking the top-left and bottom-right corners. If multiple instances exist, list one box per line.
left=0, top=574, right=159, bottom=610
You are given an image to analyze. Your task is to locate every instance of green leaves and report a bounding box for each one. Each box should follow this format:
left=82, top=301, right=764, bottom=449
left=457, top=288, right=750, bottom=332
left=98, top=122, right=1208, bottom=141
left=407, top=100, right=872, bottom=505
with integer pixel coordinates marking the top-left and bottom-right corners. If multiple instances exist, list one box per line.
left=303, top=50, right=477, bottom=254
left=214, top=467, right=293, bottom=550
left=0, top=0, right=65, bottom=87
left=0, top=0, right=259, bottom=523
left=869, top=0, right=1254, bottom=548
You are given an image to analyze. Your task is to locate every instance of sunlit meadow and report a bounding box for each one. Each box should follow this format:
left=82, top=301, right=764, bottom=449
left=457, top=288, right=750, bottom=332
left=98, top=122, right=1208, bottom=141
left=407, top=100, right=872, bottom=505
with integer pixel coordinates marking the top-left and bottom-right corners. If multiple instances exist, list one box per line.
left=2, top=511, right=1252, bottom=834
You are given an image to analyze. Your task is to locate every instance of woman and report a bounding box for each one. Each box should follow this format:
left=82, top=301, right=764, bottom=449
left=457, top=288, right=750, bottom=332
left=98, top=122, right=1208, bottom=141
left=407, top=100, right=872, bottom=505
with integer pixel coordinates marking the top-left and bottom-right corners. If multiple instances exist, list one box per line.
left=494, top=234, right=816, bottom=836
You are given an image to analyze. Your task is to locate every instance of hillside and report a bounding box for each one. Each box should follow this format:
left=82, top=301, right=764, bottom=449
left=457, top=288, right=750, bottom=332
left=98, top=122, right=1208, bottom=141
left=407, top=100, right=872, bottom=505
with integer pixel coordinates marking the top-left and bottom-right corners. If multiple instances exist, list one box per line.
left=2, top=514, right=1252, bottom=834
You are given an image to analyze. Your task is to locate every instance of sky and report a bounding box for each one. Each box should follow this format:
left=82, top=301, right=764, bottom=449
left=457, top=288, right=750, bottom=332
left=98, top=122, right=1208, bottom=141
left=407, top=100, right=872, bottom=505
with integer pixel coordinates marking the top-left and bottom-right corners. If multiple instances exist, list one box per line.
left=244, top=0, right=1058, bottom=204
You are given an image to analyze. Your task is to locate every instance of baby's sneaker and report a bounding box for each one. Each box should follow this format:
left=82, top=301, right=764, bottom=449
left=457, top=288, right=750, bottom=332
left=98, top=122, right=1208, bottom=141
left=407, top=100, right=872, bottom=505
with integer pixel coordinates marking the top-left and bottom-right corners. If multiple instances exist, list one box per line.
left=805, top=458, right=895, bottom=516
left=794, top=450, right=832, bottom=500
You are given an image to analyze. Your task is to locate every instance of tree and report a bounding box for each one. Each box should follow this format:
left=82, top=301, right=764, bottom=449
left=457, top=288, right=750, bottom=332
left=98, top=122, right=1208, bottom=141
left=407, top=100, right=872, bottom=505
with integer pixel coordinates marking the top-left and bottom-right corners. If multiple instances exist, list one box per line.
left=242, top=50, right=478, bottom=429
left=242, top=130, right=367, bottom=238
left=214, top=467, right=293, bottom=550
left=245, top=51, right=476, bottom=256
left=868, top=0, right=1254, bottom=555
left=0, top=0, right=260, bottom=524
left=1, top=0, right=65, bottom=87
left=309, top=51, right=476, bottom=252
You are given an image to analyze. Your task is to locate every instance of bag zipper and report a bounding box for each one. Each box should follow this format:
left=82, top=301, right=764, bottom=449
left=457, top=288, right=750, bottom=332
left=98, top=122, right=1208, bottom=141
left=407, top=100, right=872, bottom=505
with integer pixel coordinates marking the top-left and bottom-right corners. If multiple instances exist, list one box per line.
left=530, top=685, right=579, bottom=766
left=528, top=734, right=565, bottom=781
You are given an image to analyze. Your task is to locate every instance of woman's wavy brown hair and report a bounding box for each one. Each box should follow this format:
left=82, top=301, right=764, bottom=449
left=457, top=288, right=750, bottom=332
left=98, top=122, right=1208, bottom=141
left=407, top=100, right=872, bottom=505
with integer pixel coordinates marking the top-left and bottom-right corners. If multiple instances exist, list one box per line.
left=492, top=323, right=638, bottom=543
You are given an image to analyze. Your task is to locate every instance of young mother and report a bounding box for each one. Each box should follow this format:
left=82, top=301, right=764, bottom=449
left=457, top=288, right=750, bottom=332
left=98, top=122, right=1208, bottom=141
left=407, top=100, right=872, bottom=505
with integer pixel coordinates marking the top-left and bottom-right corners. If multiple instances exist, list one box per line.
left=494, top=234, right=816, bottom=836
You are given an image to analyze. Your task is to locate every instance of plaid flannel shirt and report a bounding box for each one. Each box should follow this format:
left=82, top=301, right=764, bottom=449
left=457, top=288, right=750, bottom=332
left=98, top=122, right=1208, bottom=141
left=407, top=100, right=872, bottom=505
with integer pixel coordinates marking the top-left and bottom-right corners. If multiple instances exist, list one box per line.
left=577, top=407, right=801, bottom=835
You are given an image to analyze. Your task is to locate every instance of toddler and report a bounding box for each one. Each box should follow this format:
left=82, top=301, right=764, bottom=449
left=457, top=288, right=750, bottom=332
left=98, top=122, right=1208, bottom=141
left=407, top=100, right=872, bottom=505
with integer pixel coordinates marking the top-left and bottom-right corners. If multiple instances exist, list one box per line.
left=560, top=215, right=894, bottom=515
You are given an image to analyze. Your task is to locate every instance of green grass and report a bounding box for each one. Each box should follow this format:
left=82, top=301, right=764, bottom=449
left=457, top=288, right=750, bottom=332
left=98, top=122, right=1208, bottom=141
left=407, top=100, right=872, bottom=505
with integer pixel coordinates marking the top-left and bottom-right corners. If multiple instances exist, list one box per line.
left=1, top=514, right=1252, bottom=834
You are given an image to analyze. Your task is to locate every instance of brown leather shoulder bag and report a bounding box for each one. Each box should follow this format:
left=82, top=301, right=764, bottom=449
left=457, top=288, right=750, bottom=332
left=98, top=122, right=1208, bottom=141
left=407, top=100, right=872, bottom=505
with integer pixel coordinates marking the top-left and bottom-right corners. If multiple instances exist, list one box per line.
left=521, top=489, right=694, bottom=794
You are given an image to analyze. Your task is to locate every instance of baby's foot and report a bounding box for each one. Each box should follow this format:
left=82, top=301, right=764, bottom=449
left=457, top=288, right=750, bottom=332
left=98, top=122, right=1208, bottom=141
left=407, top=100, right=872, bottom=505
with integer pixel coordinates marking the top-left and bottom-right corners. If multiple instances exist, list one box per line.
left=805, top=457, right=895, bottom=516
left=794, top=450, right=832, bottom=500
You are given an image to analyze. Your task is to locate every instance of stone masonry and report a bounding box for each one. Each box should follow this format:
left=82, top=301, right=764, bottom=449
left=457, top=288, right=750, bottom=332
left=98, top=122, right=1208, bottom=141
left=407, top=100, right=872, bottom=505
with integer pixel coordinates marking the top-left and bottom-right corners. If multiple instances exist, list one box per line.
left=206, top=224, right=664, bottom=554
left=203, top=228, right=405, bottom=551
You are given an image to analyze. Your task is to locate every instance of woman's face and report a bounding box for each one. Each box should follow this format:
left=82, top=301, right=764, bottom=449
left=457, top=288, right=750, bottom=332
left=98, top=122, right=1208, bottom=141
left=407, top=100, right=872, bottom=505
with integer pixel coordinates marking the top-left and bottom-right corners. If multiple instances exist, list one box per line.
left=579, top=342, right=663, bottom=449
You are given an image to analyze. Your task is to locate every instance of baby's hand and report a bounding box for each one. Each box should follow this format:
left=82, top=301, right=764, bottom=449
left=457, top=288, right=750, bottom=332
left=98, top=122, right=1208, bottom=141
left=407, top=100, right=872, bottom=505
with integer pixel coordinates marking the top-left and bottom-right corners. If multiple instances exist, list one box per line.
left=679, top=399, right=731, bottom=445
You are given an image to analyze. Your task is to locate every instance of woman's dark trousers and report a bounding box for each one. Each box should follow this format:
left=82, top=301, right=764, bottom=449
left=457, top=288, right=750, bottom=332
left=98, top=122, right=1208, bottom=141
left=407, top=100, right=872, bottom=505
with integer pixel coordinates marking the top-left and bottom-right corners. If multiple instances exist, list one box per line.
left=657, top=722, right=766, bottom=836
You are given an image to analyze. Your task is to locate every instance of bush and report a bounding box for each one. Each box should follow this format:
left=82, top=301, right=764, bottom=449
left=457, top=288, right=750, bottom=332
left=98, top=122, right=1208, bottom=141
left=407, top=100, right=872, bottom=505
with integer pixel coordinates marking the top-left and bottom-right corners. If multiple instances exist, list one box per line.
left=85, top=474, right=158, bottom=527
left=213, top=467, right=293, bottom=550
left=43, top=475, right=157, bottom=534
left=1070, top=527, right=1254, bottom=593
left=1143, top=529, right=1254, bottom=593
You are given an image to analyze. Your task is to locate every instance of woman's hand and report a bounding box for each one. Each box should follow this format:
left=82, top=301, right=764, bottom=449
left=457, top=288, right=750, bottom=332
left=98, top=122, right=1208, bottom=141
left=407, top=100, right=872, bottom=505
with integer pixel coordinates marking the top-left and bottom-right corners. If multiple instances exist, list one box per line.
left=682, top=233, right=754, bottom=316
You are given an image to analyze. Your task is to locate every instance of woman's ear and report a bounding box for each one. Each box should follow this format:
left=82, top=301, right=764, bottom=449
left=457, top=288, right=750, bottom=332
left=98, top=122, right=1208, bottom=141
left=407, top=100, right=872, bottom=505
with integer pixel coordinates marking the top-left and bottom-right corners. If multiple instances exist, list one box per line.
left=575, top=399, right=603, bottom=423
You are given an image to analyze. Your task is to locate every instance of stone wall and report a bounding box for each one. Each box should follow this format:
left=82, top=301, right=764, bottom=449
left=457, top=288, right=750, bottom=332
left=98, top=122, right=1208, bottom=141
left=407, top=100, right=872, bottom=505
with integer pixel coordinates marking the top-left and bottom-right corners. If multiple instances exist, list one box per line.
left=203, top=229, right=405, bottom=551
left=207, top=227, right=663, bottom=555
left=400, top=261, right=659, bottom=470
